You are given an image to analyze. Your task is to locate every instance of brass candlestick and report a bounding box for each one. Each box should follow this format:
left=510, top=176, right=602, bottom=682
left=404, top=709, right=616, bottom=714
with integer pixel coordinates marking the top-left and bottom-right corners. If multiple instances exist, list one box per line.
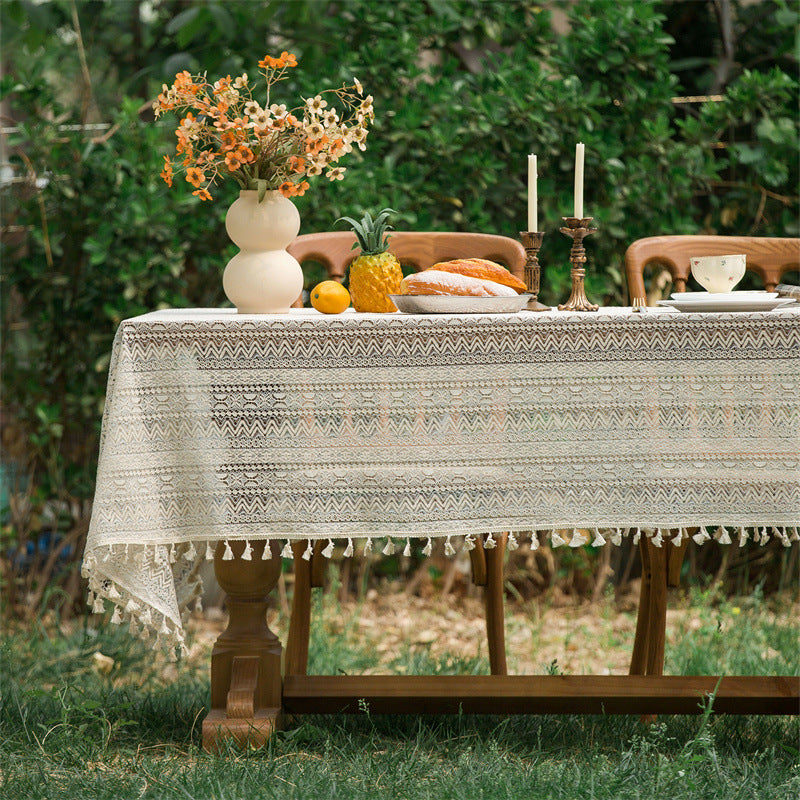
left=558, top=216, right=598, bottom=312
left=519, top=231, right=550, bottom=311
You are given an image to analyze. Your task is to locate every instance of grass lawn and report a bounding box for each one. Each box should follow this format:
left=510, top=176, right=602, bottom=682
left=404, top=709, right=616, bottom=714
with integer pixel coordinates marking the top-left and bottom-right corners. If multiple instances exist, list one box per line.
left=1, top=584, right=798, bottom=799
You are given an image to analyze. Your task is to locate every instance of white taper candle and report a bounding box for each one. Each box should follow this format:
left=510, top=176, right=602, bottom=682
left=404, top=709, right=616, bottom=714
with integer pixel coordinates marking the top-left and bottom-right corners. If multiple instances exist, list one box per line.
left=574, top=142, right=585, bottom=219
left=527, top=154, right=538, bottom=231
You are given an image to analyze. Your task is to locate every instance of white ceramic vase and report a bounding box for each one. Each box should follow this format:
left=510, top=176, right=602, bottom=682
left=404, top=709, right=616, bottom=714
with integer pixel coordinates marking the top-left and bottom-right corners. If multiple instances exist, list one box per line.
left=223, top=189, right=303, bottom=314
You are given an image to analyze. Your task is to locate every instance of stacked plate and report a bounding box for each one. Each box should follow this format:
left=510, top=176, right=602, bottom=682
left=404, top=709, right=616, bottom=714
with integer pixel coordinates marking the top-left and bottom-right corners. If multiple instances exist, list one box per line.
left=657, top=291, right=797, bottom=313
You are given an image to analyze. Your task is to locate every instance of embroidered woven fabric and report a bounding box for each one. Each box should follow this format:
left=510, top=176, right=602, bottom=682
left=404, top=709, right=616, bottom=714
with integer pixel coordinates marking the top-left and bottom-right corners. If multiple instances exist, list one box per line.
left=83, top=307, right=800, bottom=653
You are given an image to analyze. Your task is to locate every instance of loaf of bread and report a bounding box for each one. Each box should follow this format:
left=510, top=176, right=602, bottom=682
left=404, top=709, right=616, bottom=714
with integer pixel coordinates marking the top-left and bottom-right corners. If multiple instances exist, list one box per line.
left=400, top=270, right=518, bottom=297
left=427, top=258, right=527, bottom=293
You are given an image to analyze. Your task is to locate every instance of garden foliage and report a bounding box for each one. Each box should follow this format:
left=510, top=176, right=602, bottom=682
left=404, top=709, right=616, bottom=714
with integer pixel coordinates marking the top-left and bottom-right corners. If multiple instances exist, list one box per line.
left=1, top=0, right=798, bottom=615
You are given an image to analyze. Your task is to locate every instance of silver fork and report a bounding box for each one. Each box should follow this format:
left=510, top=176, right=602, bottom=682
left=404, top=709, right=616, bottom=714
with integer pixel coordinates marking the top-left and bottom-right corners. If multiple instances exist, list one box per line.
left=631, top=296, right=648, bottom=313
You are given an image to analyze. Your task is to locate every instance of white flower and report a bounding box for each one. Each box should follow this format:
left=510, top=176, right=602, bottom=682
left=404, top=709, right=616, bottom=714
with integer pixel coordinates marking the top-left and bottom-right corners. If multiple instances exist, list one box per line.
left=306, top=162, right=324, bottom=177
left=244, top=100, right=261, bottom=117
left=305, top=121, right=325, bottom=140
left=353, top=76, right=363, bottom=95
left=322, top=108, right=339, bottom=127
left=270, top=103, right=288, bottom=119
left=306, top=94, right=327, bottom=114
left=234, top=73, right=249, bottom=88
left=359, top=94, right=374, bottom=118
left=251, top=110, right=271, bottom=133
left=327, top=166, right=346, bottom=181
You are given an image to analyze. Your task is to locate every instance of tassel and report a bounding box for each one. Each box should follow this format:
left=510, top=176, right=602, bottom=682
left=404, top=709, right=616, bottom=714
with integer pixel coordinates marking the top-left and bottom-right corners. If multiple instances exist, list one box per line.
left=141, top=608, right=152, bottom=626
left=103, top=545, right=112, bottom=562
left=124, top=598, right=140, bottom=614
left=107, top=584, right=121, bottom=600
left=364, top=537, right=373, bottom=554
left=464, top=533, right=476, bottom=551
left=92, top=596, right=105, bottom=614
left=568, top=530, right=585, bottom=548
left=651, top=530, right=663, bottom=548
left=672, top=529, right=683, bottom=546
left=422, top=537, right=432, bottom=556
left=344, top=538, right=354, bottom=557
left=185, top=541, right=197, bottom=561
left=444, top=536, right=455, bottom=556
left=610, top=530, right=622, bottom=546
left=738, top=527, right=748, bottom=547
left=791, top=528, right=800, bottom=542
left=128, top=616, right=139, bottom=635
left=124, top=544, right=130, bottom=561
left=403, top=538, right=412, bottom=558
left=194, top=596, right=203, bottom=613
left=507, top=532, right=519, bottom=551
left=323, top=539, right=335, bottom=558
left=167, top=648, right=178, bottom=663
left=693, top=529, right=710, bottom=545
left=717, top=527, right=732, bottom=545
left=111, top=606, right=123, bottom=625
left=281, top=541, right=293, bottom=559
left=222, top=540, right=234, bottom=561
left=382, top=538, right=396, bottom=556
left=169, top=543, right=177, bottom=564
left=592, top=529, right=606, bottom=547
left=530, top=532, right=540, bottom=551
left=159, top=616, right=170, bottom=636
left=633, top=527, right=641, bottom=545
left=86, top=591, right=95, bottom=607
left=759, top=527, right=769, bottom=546
left=302, top=541, right=313, bottom=560
left=242, top=541, right=253, bottom=560
left=551, top=531, right=565, bottom=548
left=262, top=541, right=272, bottom=559
left=484, top=533, right=497, bottom=549
left=205, top=542, right=215, bottom=561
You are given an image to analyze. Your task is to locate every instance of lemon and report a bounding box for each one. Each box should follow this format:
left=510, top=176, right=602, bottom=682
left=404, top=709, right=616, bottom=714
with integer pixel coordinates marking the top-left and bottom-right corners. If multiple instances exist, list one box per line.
left=310, top=280, right=351, bottom=314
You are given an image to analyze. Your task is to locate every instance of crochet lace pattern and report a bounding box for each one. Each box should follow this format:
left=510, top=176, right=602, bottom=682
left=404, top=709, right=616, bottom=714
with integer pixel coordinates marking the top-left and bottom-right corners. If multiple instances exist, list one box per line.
left=83, top=307, right=800, bottom=654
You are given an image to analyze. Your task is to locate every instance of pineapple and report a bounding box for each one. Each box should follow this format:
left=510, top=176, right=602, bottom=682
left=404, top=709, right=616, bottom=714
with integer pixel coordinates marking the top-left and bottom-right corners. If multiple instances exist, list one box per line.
left=337, top=208, right=402, bottom=312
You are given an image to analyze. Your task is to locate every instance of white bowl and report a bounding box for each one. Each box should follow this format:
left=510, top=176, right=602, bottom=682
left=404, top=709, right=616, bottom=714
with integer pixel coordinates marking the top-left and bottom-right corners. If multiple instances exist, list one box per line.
left=690, top=254, right=746, bottom=293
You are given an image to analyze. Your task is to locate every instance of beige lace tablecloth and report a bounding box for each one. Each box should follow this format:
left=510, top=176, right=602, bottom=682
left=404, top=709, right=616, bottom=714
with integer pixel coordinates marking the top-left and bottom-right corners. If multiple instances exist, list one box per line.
left=83, top=307, right=800, bottom=654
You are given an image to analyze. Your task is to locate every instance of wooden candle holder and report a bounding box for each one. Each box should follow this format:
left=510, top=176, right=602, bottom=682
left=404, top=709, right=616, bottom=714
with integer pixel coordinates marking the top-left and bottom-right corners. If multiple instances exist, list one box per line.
left=558, top=216, right=599, bottom=312
left=519, top=231, right=550, bottom=311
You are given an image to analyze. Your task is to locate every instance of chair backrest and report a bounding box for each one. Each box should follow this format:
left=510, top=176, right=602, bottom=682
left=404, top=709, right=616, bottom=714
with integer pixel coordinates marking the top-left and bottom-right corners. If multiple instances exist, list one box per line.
left=625, top=235, right=800, bottom=302
left=287, top=231, right=526, bottom=304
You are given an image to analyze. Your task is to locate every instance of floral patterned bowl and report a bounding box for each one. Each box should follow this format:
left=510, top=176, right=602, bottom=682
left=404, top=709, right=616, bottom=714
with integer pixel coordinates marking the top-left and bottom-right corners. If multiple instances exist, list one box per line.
left=690, top=254, right=746, bottom=293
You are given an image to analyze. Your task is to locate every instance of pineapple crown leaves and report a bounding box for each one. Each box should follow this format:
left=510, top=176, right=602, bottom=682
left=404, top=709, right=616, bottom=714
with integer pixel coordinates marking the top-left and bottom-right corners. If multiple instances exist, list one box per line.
left=336, top=208, right=396, bottom=256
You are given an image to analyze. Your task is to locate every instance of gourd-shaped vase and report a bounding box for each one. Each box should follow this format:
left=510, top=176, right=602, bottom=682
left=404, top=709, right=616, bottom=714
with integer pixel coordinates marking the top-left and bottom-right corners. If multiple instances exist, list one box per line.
left=223, top=190, right=303, bottom=314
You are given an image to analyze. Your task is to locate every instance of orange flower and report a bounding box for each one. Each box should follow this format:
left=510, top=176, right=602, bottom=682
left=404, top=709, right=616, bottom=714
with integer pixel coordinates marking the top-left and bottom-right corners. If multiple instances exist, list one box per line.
left=280, top=51, right=298, bottom=68
left=294, top=180, right=310, bottom=196
left=224, top=152, right=242, bottom=170
left=288, top=155, right=306, bottom=173
left=192, top=188, right=212, bottom=201
left=186, top=167, right=205, bottom=187
left=258, top=55, right=282, bottom=69
left=278, top=181, right=295, bottom=197
left=236, top=146, right=254, bottom=164
left=160, top=155, right=173, bottom=187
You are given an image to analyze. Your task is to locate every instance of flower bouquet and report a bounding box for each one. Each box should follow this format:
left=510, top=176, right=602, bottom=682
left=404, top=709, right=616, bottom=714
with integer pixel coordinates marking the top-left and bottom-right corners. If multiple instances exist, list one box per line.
left=154, top=51, right=373, bottom=202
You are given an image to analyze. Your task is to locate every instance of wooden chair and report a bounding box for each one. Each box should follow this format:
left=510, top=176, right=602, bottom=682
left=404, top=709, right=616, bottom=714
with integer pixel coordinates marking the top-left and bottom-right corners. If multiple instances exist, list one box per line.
left=283, top=230, right=526, bottom=678
left=625, top=235, right=800, bottom=302
left=624, top=234, right=800, bottom=681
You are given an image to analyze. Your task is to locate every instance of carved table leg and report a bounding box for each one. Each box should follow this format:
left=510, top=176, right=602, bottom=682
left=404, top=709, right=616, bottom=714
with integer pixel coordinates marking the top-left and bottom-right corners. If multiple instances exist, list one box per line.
left=202, top=539, right=282, bottom=752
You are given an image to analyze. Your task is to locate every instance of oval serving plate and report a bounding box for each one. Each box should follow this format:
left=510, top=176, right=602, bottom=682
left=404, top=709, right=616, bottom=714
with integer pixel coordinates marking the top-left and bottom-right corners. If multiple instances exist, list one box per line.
left=389, top=294, right=532, bottom=314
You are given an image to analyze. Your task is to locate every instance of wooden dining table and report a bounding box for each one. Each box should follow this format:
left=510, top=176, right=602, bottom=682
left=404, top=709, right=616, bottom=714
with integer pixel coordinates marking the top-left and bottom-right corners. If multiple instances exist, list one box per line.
left=82, top=305, right=800, bottom=751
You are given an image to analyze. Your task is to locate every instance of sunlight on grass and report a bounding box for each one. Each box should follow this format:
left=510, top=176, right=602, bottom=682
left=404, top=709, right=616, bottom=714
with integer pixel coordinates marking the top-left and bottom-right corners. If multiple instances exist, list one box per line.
left=1, top=585, right=798, bottom=799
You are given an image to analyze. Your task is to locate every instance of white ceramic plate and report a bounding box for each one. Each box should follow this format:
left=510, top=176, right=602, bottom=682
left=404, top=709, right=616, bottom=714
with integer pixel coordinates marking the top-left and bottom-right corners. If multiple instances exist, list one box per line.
left=670, top=291, right=778, bottom=301
left=389, top=294, right=532, bottom=314
left=657, top=297, right=796, bottom=313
